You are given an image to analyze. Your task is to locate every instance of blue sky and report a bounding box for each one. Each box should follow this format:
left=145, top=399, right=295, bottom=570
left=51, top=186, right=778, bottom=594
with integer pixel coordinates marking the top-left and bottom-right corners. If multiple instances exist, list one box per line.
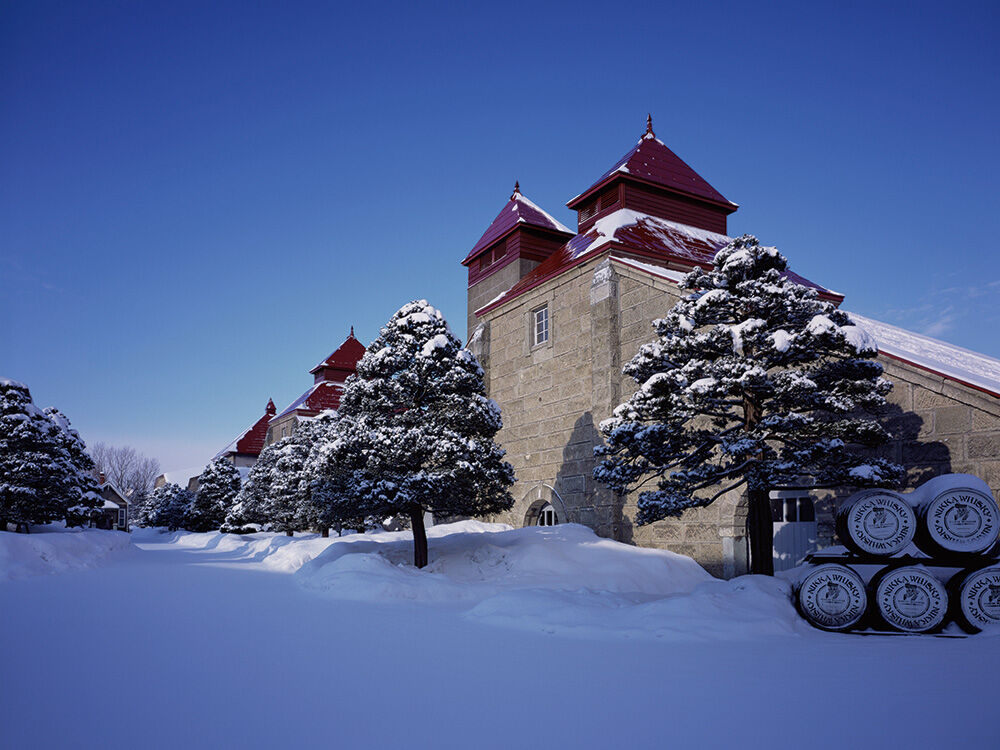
left=3, top=0, right=998, bottom=471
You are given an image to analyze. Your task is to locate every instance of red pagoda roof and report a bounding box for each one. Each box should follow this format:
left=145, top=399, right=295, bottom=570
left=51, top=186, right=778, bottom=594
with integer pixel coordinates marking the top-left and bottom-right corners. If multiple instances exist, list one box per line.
left=462, top=183, right=573, bottom=265
left=310, top=329, right=367, bottom=375
left=477, top=209, right=841, bottom=316
left=568, top=118, right=736, bottom=211
left=215, top=398, right=276, bottom=459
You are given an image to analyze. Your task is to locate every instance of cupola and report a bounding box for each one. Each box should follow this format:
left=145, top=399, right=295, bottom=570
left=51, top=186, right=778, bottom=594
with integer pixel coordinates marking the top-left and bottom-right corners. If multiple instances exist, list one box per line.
left=567, top=115, right=738, bottom=235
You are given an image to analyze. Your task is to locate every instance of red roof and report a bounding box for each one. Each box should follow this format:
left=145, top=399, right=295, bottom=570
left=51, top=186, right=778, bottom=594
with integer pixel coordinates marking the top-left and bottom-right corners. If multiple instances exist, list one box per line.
left=477, top=209, right=842, bottom=316
left=462, top=184, right=573, bottom=264
left=273, top=381, right=345, bottom=421
left=310, top=330, right=367, bottom=375
left=216, top=398, right=276, bottom=459
left=568, top=121, right=736, bottom=211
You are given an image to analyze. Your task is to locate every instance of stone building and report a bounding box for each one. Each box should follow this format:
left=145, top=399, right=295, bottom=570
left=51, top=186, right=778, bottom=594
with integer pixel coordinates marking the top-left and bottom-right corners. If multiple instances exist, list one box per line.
left=463, top=119, right=1000, bottom=578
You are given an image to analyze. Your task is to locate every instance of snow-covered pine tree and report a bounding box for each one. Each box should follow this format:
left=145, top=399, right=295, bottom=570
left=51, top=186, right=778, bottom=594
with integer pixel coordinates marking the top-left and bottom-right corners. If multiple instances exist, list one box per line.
left=594, top=236, right=904, bottom=575
left=291, top=411, right=345, bottom=536
left=44, top=407, right=101, bottom=527
left=0, top=379, right=100, bottom=532
left=142, top=483, right=193, bottom=531
left=189, top=459, right=241, bottom=532
left=325, top=300, right=514, bottom=567
left=223, top=440, right=280, bottom=532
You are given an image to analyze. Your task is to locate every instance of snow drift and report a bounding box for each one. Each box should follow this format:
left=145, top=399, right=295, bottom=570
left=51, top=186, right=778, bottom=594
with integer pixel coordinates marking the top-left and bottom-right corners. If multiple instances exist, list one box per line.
left=0, top=525, right=136, bottom=582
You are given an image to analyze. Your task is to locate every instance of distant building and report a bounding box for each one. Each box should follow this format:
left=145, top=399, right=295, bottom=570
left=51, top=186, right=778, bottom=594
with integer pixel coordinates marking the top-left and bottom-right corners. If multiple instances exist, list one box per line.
left=93, top=480, right=129, bottom=531
left=265, top=330, right=366, bottom=445
left=464, top=117, right=1000, bottom=577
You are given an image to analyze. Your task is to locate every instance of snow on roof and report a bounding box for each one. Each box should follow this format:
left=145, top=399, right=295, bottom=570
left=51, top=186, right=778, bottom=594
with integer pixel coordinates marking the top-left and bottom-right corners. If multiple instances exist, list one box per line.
left=611, top=256, right=687, bottom=283
left=847, top=311, right=1000, bottom=397
left=478, top=210, right=838, bottom=315
left=159, top=466, right=204, bottom=487
left=99, top=480, right=129, bottom=504
left=463, top=187, right=574, bottom=264
left=272, top=381, right=344, bottom=422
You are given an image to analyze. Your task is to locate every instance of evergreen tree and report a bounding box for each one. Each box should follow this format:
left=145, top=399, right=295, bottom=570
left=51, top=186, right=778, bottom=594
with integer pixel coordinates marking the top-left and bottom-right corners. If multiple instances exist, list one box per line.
left=594, top=236, right=904, bottom=574
left=223, top=441, right=280, bottom=531
left=322, top=300, right=514, bottom=567
left=141, top=483, right=193, bottom=531
left=292, top=412, right=345, bottom=536
left=189, top=459, right=241, bottom=532
left=0, top=379, right=99, bottom=532
left=44, top=407, right=101, bottom=527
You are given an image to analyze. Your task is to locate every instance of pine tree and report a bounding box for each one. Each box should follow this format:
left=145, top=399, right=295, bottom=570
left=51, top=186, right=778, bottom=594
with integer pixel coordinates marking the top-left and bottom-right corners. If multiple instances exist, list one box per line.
left=189, top=459, right=241, bottom=532
left=0, top=379, right=99, bottom=532
left=594, top=236, right=904, bottom=574
left=223, top=441, right=280, bottom=532
left=293, top=412, right=344, bottom=536
left=142, top=483, right=193, bottom=531
left=44, top=407, right=101, bottom=527
left=323, top=300, right=515, bottom=567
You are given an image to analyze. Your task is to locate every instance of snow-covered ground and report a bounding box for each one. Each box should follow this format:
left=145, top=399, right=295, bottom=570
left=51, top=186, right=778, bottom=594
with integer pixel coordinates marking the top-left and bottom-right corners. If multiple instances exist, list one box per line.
left=2, top=522, right=997, bottom=748
left=0, top=523, right=135, bottom=582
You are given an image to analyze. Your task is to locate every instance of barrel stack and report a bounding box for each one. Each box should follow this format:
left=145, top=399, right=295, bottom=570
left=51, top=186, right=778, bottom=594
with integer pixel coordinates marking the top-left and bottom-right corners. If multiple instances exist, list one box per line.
left=792, top=474, right=1000, bottom=634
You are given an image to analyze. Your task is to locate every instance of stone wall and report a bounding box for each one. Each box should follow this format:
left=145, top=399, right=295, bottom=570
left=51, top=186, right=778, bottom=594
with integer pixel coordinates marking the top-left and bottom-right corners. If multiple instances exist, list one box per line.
left=466, top=259, right=541, bottom=342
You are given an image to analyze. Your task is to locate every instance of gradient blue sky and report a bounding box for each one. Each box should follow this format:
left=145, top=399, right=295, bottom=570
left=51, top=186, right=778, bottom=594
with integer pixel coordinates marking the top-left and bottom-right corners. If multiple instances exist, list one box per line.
left=3, top=0, right=999, bottom=471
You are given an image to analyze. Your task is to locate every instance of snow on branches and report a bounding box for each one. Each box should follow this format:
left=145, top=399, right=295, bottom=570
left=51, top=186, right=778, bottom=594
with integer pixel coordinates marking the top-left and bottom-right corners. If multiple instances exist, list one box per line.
left=0, top=379, right=100, bottom=531
left=314, top=300, right=514, bottom=566
left=595, top=235, right=903, bottom=527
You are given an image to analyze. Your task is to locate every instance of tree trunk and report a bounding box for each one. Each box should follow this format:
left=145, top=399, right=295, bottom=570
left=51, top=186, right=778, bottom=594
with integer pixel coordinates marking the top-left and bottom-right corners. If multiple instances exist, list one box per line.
left=320, top=527, right=329, bottom=538
left=747, top=483, right=774, bottom=576
left=408, top=504, right=428, bottom=569
left=285, top=530, right=293, bottom=537
left=743, top=393, right=773, bottom=575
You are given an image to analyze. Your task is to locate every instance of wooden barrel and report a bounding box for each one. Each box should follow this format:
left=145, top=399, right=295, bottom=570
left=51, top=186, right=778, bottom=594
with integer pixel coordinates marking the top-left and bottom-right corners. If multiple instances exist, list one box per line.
left=836, top=488, right=915, bottom=556
left=871, top=565, right=948, bottom=633
left=795, top=564, right=867, bottom=631
left=914, top=476, right=999, bottom=557
left=949, top=566, right=1000, bottom=633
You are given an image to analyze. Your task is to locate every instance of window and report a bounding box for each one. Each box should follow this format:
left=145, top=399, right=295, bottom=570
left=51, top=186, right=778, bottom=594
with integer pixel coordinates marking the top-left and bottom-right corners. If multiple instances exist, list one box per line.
left=533, top=306, right=549, bottom=346
left=537, top=503, right=557, bottom=526
left=118, top=509, right=126, bottom=527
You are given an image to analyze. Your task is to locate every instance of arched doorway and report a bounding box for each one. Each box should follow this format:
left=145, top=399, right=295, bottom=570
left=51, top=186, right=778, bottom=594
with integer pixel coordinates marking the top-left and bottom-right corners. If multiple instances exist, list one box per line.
left=519, top=484, right=566, bottom=527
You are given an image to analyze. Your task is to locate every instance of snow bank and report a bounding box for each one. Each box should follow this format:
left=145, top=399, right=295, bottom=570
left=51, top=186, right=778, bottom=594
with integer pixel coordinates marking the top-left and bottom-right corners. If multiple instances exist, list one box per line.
left=296, top=522, right=710, bottom=603
left=140, top=522, right=812, bottom=641
left=0, top=526, right=135, bottom=582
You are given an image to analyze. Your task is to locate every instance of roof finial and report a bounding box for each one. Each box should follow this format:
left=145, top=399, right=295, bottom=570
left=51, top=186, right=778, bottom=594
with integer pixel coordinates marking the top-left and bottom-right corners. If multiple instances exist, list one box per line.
left=645, top=113, right=655, bottom=139
left=350, top=325, right=355, bottom=337
left=512, top=180, right=520, bottom=199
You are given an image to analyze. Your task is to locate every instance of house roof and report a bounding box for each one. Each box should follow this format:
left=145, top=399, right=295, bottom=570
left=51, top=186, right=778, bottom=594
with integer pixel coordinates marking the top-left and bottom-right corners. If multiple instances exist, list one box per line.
left=568, top=118, right=737, bottom=211
left=847, top=312, right=1000, bottom=398
left=310, top=330, right=367, bottom=375
left=214, top=398, right=276, bottom=460
left=462, top=184, right=574, bottom=264
left=272, top=381, right=344, bottom=421
left=98, top=481, right=128, bottom=506
left=477, top=209, right=840, bottom=315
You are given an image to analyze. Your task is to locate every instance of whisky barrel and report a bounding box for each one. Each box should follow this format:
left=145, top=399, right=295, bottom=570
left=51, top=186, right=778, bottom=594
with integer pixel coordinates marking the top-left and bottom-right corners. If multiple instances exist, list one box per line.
left=871, top=565, right=948, bottom=633
left=795, top=564, right=867, bottom=631
left=913, top=475, right=999, bottom=557
left=836, top=489, right=915, bottom=556
left=949, top=566, right=1000, bottom=633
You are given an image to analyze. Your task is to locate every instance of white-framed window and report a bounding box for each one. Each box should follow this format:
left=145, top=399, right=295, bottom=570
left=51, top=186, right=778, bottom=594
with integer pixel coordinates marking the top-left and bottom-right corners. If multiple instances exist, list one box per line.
left=118, top=509, right=127, bottom=527
left=532, top=305, right=549, bottom=346
left=537, top=503, right=557, bottom=526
